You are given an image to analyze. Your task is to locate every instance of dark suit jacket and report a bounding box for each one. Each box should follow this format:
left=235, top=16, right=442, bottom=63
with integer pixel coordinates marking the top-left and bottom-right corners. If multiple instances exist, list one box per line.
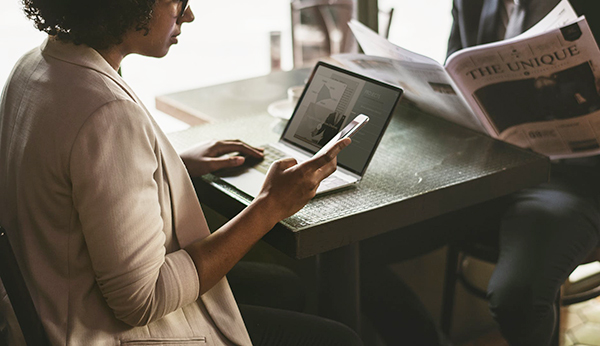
left=447, top=0, right=600, bottom=57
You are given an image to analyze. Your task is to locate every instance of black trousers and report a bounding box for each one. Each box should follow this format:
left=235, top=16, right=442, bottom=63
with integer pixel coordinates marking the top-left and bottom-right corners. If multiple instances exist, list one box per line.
left=228, top=261, right=363, bottom=346
left=229, top=254, right=447, bottom=346
left=240, top=304, right=362, bottom=346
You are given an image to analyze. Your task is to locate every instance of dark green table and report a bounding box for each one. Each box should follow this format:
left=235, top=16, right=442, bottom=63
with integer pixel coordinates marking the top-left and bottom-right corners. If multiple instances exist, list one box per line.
left=162, top=68, right=550, bottom=333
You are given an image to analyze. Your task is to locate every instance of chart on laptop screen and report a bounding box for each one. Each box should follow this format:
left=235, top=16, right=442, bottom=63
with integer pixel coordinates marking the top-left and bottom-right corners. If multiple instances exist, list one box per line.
left=293, top=76, right=348, bottom=147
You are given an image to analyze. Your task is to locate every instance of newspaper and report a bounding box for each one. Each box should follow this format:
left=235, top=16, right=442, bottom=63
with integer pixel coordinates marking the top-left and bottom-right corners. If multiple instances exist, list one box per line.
left=333, top=0, right=600, bottom=159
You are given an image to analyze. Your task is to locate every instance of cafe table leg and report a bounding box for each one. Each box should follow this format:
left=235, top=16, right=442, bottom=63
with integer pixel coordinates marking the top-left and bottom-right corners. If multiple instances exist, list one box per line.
left=316, top=242, right=361, bottom=334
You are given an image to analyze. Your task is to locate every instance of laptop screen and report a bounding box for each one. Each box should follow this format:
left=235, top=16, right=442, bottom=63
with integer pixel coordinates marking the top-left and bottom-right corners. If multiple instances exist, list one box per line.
left=280, top=62, right=403, bottom=176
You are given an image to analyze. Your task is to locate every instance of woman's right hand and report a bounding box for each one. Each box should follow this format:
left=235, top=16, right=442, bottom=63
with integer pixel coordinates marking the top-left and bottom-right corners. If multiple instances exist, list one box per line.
left=184, top=137, right=350, bottom=295
left=254, top=138, right=351, bottom=224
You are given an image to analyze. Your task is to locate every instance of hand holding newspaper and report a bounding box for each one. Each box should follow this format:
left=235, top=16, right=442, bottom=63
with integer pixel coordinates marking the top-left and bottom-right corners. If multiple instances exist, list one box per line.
left=333, top=0, right=600, bottom=159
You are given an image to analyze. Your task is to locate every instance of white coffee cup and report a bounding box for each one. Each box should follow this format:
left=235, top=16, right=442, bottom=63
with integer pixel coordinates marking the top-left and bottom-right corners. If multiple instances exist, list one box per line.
left=287, top=85, right=304, bottom=104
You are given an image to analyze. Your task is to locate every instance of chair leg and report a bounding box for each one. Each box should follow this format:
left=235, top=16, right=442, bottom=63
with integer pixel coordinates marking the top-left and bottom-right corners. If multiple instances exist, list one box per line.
left=550, top=292, right=561, bottom=346
left=441, top=245, right=460, bottom=336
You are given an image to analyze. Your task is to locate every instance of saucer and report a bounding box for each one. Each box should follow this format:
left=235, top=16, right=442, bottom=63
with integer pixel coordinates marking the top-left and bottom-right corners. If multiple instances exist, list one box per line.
left=267, top=99, right=296, bottom=120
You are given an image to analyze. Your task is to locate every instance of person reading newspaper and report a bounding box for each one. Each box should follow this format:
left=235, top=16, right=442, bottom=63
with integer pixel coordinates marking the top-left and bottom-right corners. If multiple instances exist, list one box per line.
left=445, top=1, right=600, bottom=345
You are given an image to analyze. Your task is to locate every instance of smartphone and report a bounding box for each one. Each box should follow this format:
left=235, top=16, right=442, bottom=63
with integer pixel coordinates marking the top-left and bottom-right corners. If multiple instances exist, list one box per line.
left=314, top=114, right=370, bottom=157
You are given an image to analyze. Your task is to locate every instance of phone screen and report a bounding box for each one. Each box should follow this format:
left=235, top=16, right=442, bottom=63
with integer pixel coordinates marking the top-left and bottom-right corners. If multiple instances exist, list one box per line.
left=314, top=114, right=369, bottom=157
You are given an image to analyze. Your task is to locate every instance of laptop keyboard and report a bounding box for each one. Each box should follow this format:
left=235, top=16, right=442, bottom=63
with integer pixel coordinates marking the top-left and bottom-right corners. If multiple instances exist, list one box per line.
left=252, top=145, right=350, bottom=191
left=253, top=146, right=289, bottom=174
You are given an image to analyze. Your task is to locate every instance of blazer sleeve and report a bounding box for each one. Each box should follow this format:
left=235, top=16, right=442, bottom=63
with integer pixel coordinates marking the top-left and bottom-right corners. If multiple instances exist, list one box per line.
left=69, top=99, right=200, bottom=326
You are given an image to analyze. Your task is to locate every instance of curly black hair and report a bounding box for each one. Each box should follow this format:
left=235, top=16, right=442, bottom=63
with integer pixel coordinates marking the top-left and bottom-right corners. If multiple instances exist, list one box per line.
left=21, top=0, right=157, bottom=50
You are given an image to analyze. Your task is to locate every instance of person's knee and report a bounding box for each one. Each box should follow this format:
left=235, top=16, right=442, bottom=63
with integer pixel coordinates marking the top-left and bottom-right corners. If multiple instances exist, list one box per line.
left=508, top=188, right=597, bottom=228
left=503, top=195, right=599, bottom=247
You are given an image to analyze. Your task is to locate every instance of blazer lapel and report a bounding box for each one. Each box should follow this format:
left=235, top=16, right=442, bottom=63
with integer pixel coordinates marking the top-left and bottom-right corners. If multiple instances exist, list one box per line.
left=151, top=117, right=252, bottom=346
left=122, top=69, right=254, bottom=346
left=116, top=82, right=254, bottom=346
left=154, top=130, right=211, bottom=247
left=202, top=279, right=253, bottom=346
left=477, top=0, right=502, bottom=45
left=131, top=89, right=253, bottom=346
left=522, top=0, right=561, bottom=32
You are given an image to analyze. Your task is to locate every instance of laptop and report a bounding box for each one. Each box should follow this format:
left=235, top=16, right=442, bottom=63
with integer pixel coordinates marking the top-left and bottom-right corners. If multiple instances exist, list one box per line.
left=216, top=61, right=403, bottom=198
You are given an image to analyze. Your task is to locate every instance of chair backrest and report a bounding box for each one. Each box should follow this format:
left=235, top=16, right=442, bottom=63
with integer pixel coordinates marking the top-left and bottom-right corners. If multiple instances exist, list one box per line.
left=378, top=7, right=394, bottom=40
left=0, top=226, right=50, bottom=346
left=290, top=0, right=358, bottom=68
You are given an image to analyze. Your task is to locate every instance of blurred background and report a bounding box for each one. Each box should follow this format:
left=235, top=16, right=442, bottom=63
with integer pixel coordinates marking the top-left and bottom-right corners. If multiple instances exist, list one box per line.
left=0, top=0, right=452, bottom=133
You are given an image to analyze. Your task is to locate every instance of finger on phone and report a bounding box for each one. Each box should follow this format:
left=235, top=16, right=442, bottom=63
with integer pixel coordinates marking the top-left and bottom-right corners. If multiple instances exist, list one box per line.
left=310, top=138, right=351, bottom=166
left=314, top=157, right=339, bottom=181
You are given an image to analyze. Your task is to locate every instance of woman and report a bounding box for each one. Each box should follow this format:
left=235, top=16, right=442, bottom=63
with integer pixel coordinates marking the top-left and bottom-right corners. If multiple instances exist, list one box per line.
left=0, top=0, right=361, bottom=345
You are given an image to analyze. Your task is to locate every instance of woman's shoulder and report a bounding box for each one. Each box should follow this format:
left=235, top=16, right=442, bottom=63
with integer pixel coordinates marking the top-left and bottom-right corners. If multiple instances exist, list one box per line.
left=4, top=44, right=152, bottom=148
left=37, top=38, right=137, bottom=109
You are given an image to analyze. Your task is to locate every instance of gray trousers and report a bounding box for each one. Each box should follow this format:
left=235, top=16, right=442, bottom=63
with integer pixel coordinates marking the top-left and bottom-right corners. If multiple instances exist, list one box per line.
left=488, top=160, right=600, bottom=345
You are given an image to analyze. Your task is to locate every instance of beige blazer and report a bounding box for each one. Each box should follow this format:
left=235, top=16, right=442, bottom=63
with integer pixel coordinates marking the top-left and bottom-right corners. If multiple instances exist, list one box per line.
left=0, top=37, right=251, bottom=346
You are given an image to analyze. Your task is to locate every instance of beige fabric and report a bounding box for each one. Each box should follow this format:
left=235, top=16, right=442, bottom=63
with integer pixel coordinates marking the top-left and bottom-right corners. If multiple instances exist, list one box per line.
left=0, top=37, right=251, bottom=346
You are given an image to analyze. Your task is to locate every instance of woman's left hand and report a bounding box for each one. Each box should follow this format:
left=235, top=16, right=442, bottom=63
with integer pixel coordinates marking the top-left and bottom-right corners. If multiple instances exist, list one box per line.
left=180, top=139, right=263, bottom=177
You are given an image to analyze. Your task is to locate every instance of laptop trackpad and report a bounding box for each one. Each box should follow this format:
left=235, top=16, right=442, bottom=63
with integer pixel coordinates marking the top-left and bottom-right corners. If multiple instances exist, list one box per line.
left=219, top=168, right=265, bottom=198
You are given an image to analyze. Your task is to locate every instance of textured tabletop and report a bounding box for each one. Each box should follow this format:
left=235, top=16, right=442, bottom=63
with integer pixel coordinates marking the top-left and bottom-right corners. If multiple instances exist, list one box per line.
left=156, top=69, right=309, bottom=125
left=166, top=70, right=550, bottom=258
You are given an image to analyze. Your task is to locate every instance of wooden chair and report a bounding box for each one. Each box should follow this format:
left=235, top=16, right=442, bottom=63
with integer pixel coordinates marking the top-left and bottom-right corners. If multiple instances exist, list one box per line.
left=441, top=232, right=600, bottom=345
left=0, top=226, right=50, bottom=346
left=290, top=0, right=358, bottom=68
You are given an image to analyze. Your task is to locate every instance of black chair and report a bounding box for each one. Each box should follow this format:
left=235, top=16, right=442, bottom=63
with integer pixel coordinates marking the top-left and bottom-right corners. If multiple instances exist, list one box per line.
left=0, top=226, right=50, bottom=346
left=441, top=231, right=600, bottom=345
